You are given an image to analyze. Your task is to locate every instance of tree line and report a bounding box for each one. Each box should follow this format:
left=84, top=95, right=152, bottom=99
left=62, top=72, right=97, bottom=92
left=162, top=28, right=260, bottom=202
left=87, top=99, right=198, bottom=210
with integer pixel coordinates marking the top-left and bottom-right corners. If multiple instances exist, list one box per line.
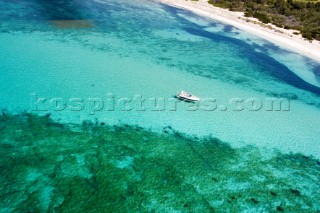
left=208, top=0, right=320, bottom=40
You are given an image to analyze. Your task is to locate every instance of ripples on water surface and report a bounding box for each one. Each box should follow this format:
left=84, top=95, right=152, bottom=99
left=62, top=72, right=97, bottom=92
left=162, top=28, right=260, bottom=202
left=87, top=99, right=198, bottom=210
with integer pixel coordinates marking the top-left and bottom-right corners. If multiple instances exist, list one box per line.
left=0, top=0, right=320, bottom=211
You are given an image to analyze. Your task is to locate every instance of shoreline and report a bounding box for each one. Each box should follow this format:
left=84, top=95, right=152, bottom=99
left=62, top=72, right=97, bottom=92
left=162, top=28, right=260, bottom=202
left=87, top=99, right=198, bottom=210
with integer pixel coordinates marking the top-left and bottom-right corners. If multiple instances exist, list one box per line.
left=159, top=0, right=320, bottom=63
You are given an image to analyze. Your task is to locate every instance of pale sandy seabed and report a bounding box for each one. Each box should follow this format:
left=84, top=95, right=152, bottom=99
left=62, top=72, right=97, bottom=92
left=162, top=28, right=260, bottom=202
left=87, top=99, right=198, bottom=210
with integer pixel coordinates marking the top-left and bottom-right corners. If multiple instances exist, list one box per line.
left=159, top=0, right=320, bottom=63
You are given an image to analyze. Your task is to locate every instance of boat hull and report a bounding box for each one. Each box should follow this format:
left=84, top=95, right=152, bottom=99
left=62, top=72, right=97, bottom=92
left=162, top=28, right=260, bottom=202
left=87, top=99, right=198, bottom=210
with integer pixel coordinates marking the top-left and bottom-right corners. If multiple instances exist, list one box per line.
left=176, top=95, right=200, bottom=102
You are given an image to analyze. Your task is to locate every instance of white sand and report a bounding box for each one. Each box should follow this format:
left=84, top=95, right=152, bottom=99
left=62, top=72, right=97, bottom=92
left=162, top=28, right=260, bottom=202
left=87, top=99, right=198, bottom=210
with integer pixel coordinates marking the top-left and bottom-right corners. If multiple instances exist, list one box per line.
left=159, top=0, right=320, bottom=63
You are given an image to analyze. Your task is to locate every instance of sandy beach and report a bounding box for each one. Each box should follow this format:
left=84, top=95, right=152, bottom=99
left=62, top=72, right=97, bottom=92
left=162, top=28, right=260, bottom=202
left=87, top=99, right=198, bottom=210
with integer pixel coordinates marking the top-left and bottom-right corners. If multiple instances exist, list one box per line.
left=159, top=0, right=320, bottom=63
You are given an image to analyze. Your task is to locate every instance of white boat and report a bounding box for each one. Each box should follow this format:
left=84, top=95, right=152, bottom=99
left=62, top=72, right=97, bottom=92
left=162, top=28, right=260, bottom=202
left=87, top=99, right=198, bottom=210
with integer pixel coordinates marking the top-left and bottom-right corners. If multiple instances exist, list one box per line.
left=176, top=90, right=200, bottom=101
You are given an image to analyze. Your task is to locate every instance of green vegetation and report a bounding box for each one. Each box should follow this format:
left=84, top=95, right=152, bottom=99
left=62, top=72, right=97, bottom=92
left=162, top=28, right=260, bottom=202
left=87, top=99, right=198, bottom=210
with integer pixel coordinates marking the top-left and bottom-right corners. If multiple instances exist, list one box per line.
left=1, top=113, right=320, bottom=211
left=208, top=0, right=320, bottom=40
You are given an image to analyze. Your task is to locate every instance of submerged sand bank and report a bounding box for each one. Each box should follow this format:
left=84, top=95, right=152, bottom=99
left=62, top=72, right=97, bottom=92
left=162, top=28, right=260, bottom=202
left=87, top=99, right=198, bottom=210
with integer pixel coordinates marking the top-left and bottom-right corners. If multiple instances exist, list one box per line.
left=159, top=0, right=320, bottom=63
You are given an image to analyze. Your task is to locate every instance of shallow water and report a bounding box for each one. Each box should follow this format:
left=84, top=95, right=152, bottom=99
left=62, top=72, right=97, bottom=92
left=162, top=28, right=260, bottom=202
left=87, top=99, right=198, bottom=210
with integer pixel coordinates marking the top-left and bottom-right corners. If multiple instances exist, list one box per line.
left=0, top=0, right=320, bottom=211
left=1, top=114, right=320, bottom=211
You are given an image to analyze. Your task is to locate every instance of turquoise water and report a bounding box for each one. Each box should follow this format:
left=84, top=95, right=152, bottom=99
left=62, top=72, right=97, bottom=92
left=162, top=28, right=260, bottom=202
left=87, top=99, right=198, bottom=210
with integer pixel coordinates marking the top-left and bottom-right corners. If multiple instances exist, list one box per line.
left=1, top=114, right=320, bottom=211
left=0, top=0, right=319, bottom=156
left=0, top=0, right=320, bottom=211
